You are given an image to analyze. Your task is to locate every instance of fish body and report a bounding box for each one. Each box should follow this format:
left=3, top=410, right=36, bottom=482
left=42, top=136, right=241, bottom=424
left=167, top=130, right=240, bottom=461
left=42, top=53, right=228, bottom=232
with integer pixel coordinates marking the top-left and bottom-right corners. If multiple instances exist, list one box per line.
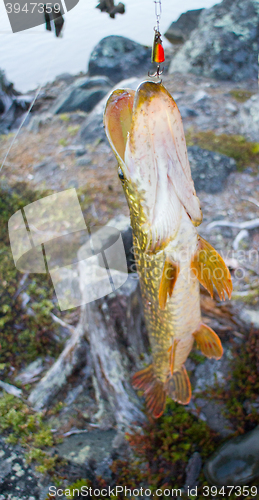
left=134, top=206, right=200, bottom=382
left=104, top=81, right=232, bottom=417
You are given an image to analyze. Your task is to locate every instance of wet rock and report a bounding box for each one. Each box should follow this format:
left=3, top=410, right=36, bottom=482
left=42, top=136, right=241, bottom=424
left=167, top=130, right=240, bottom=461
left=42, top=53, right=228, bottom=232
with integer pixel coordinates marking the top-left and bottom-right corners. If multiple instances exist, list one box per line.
left=188, top=146, right=236, bottom=193
left=169, top=0, right=259, bottom=81
left=51, top=76, right=112, bottom=114
left=204, top=425, right=259, bottom=485
left=88, top=36, right=151, bottom=83
left=164, top=9, right=204, bottom=44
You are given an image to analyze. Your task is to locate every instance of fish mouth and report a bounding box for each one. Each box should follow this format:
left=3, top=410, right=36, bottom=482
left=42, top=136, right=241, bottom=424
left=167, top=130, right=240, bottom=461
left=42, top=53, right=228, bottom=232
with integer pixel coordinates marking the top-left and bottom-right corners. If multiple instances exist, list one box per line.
left=104, top=81, right=202, bottom=249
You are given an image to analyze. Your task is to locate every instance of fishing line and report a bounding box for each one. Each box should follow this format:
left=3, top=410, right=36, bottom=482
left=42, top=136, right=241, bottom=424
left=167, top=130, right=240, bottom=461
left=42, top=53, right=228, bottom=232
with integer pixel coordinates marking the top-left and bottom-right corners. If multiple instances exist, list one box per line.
left=0, top=83, right=42, bottom=174
left=0, top=1, right=68, bottom=175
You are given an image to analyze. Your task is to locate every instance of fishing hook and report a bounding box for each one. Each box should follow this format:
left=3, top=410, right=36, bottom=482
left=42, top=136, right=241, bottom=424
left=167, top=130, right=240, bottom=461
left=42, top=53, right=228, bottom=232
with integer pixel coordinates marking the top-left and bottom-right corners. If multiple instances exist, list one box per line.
left=148, top=64, right=164, bottom=79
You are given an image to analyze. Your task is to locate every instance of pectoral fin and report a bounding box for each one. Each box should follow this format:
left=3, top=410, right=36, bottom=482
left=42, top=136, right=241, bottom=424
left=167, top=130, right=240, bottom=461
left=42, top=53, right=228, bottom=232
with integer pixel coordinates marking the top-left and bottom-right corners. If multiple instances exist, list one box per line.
left=132, top=365, right=166, bottom=418
left=159, top=258, right=179, bottom=309
left=191, top=236, right=232, bottom=300
left=166, top=365, right=191, bottom=405
left=193, top=323, right=223, bottom=359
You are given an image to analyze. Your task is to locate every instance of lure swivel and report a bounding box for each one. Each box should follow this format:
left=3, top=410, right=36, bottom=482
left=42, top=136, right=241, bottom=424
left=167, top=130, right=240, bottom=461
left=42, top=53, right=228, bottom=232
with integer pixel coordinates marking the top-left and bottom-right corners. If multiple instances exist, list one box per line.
left=148, top=1, right=165, bottom=80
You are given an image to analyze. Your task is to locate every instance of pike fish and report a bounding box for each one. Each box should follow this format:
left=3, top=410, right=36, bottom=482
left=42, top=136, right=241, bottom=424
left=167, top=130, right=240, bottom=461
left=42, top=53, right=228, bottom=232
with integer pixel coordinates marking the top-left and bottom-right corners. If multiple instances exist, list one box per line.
left=104, top=81, right=232, bottom=418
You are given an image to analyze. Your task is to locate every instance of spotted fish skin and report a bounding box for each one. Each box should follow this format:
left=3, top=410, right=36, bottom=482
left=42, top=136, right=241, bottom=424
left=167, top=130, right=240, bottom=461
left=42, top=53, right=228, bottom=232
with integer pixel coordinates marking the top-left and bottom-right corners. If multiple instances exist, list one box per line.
left=104, top=81, right=232, bottom=417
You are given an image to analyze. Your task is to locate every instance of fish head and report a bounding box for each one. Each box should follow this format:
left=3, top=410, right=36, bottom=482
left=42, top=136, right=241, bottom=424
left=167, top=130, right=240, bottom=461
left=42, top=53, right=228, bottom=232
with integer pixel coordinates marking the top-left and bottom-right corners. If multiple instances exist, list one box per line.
left=104, top=81, right=202, bottom=252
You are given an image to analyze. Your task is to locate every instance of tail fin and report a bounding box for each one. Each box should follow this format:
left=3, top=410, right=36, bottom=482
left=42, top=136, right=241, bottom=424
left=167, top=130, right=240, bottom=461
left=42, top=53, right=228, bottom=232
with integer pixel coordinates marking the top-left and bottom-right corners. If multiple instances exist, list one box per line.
left=132, top=364, right=191, bottom=418
left=166, top=365, right=191, bottom=405
left=132, top=365, right=166, bottom=418
left=191, top=236, right=232, bottom=300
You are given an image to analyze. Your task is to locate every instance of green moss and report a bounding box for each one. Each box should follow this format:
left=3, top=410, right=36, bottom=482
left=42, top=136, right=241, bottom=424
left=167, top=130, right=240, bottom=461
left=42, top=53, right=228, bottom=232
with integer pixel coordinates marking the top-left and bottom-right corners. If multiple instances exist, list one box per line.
left=206, top=328, right=259, bottom=434
left=229, top=89, right=256, bottom=103
left=189, top=350, right=206, bottom=364
left=59, top=113, right=70, bottom=122
left=0, top=393, right=63, bottom=474
left=58, top=138, right=68, bottom=146
left=110, top=402, right=218, bottom=499
left=186, top=130, right=259, bottom=171
left=67, top=125, right=80, bottom=136
left=0, top=183, right=64, bottom=368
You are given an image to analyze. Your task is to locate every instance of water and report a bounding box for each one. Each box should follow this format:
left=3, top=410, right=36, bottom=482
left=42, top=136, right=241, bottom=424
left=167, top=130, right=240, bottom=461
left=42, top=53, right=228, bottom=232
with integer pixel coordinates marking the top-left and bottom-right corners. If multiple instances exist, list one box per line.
left=0, top=0, right=222, bottom=92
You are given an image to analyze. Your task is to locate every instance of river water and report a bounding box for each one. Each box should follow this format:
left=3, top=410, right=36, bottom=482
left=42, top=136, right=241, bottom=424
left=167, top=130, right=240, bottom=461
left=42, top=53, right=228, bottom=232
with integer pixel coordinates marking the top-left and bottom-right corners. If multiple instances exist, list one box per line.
left=0, top=0, right=221, bottom=92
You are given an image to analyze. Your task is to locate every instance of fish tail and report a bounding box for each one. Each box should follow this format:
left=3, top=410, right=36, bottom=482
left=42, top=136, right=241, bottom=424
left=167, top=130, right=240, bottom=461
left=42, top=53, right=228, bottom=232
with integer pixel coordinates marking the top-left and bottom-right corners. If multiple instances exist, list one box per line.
left=132, top=364, right=192, bottom=418
left=132, top=365, right=166, bottom=418
left=191, top=236, right=232, bottom=300
left=166, top=365, right=191, bottom=405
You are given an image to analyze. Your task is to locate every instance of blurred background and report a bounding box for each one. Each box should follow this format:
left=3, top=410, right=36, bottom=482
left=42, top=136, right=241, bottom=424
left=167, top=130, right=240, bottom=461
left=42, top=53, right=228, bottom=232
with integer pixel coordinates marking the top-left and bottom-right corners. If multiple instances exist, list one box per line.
left=0, top=0, right=221, bottom=92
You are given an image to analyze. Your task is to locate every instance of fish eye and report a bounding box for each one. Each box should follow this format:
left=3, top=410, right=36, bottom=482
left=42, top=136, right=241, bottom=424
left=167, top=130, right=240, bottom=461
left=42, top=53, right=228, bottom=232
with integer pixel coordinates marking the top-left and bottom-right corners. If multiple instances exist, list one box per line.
left=118, top=167, right=125, bottom=181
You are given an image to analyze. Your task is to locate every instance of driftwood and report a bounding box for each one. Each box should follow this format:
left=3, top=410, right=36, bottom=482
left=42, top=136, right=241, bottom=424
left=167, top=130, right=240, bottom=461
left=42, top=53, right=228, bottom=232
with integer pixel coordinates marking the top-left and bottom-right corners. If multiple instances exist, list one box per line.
left=29, top=216, right=149, bottom=428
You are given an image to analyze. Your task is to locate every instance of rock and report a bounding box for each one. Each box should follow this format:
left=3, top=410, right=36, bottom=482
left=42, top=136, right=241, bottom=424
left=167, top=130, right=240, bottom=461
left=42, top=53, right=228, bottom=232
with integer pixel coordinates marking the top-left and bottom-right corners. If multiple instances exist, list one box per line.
left=33, top=159, right=60, bottom=182
left=55, top=72, right=75, bottom=84
left=184, top=452, right=202, bottom=491
left=51, top=76, right=112, bottom=114
left=239, top=94, right=259, bottom=142
left=0, top=436, right=40, bottom=499
left=56, top=429, right=116, bottom=465
left=194, top=354, right=231, bottom=392
left=76, top=155, right=92, bottom=167
left=204, top=425, right=259, bottom=485
left=169, top=0, right=259, bottom=81
left=0, top=69, right=31, bottom=134
left=188, top=146, right=236, bottom=193
left=164, top=9, right=204, bottom=44
left=60, top=145, right=86, bottom=157
left=88, top=36, right=152, bottom=83
left=178, top=105, right=198, bottom=118
left=26, top=112, right=52, bottom=133
left=239, top=308, right=259, bottom=328
left=194, top=398, right=234, bottom=437
left=78, top=77, right=142, bottom=144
